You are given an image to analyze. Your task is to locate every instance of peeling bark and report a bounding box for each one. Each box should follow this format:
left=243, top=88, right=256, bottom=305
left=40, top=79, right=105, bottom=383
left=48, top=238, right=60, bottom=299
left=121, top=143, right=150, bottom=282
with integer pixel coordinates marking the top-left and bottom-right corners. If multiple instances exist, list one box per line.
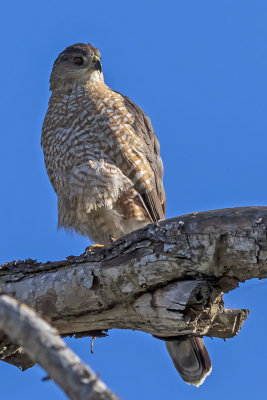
left=1, top=206, right=266, bottom=370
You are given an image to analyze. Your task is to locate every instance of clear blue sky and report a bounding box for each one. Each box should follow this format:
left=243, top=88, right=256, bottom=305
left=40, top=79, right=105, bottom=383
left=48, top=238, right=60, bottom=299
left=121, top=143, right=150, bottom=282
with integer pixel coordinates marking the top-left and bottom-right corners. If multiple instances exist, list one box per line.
left=1, top=0, right=267, bottom=399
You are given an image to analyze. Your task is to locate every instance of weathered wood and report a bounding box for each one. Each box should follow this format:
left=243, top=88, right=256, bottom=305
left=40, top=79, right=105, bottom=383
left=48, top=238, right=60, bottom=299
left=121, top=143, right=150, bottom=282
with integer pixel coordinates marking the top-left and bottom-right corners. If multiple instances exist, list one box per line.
left=0, top=295, right=120, bottom=400
left=152, top=281, right=210, bottom=311
left=0, top=206, right=266, bottom=370
left=0, top=339, right=34, bottom=370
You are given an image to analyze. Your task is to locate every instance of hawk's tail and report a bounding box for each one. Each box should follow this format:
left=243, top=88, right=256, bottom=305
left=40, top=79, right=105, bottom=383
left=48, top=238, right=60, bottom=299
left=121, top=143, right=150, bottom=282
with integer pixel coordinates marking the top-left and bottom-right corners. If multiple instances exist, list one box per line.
left=165, top=337, right=212, bottom=387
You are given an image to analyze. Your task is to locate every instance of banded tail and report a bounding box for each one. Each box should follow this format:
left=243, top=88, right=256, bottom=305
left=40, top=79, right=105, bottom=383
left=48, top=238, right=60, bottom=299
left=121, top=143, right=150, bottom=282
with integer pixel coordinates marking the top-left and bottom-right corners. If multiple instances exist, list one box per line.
left=166, top=337, right=212, bottom=386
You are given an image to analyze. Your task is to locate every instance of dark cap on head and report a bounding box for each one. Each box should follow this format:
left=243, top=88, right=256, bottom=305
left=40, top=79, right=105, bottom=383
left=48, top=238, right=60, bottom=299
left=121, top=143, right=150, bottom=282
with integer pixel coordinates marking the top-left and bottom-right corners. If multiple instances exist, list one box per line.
left=55, top=43, right=101, bottom=64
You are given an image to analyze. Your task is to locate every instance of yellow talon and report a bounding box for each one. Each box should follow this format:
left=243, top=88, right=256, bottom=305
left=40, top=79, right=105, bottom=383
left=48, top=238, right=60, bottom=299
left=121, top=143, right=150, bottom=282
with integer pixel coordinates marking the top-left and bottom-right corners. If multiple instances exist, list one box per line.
left=86, top=244, right=104, bottom=254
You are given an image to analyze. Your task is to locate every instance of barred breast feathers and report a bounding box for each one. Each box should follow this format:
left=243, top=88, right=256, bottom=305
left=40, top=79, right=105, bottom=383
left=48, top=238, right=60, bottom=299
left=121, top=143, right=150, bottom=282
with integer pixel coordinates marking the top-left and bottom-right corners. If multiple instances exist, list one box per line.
left=41, top=79, right=161, bottom=223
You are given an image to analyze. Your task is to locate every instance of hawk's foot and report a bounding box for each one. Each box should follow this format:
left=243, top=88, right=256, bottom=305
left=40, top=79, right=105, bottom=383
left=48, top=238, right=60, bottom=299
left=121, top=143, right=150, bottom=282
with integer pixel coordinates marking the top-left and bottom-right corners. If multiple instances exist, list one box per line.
left=86, top=244, right=104, bottom=254
left=109, top=234, right=116, bottom=242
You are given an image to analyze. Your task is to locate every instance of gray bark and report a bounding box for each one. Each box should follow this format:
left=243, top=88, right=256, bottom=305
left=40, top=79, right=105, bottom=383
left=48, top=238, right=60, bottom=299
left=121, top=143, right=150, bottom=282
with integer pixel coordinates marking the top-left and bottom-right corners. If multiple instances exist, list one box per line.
left=1, top=206, right=266, bottom=370
left=0, top=295, right=120, bottom=400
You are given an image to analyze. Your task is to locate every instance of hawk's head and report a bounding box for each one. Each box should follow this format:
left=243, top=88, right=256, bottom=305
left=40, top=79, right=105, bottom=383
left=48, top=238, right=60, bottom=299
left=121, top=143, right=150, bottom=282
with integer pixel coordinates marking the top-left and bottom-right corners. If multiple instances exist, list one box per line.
left=50, top=43, right=102, bottom=90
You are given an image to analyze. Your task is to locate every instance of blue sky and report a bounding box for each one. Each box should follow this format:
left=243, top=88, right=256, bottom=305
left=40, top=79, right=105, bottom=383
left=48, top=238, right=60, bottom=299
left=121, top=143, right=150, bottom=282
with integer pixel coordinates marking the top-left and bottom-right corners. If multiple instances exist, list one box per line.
left=1, top=0, right=267, bottom=398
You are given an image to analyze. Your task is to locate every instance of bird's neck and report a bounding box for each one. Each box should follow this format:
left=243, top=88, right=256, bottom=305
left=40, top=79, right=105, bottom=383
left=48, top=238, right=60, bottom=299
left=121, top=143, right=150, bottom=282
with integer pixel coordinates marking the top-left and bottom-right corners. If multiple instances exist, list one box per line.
left=50, top=71, right=105, bottom=93
left=87, top=71, right=104, bottom=83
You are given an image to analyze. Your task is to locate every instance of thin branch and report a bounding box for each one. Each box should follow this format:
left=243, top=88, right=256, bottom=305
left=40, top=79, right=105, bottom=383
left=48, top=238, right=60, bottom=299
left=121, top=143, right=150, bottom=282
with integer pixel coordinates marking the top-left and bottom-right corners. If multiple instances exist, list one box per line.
left=0, top=294, right=120, bottom=400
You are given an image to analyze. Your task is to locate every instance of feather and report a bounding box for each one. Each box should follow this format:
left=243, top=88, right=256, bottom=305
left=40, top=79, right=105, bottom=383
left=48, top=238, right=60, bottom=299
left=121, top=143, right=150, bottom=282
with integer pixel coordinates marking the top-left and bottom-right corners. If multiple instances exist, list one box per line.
left=115, top=92, right=166, bottom=222
left=166, top=337, right=212, bottom=386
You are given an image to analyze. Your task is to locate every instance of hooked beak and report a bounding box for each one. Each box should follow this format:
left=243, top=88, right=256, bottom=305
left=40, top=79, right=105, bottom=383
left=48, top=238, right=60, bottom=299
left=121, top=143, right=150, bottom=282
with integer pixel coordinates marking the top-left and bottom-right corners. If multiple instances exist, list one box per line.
left=95, top=59, right=102, bottom=73
left=92, top=55, right=102, bottom=73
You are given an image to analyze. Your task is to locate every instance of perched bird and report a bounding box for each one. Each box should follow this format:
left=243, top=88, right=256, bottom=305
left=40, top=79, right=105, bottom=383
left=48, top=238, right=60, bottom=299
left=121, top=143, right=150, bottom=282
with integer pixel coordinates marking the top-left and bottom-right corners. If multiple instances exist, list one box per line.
left=41, top=42, right=211, bottom=386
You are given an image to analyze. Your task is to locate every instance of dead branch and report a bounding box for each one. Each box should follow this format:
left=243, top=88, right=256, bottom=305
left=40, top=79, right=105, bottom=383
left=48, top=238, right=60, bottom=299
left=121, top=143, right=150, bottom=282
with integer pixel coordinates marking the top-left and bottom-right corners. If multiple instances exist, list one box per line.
left=1, top=206, right=266, bottom=370
left=0, top=294, right=120, bottom=400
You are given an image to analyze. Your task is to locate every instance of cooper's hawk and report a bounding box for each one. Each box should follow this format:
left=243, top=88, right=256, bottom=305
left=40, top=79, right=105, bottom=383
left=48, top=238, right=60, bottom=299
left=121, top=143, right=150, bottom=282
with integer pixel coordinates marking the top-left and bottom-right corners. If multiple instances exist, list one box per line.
left=41, top=42, right=211, bottom=386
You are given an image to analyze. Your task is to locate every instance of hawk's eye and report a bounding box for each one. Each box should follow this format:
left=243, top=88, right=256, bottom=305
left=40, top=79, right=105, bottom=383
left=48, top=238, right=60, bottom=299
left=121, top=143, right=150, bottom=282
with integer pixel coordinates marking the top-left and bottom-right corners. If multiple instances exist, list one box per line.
left=73, top=57, right=84, bottom=66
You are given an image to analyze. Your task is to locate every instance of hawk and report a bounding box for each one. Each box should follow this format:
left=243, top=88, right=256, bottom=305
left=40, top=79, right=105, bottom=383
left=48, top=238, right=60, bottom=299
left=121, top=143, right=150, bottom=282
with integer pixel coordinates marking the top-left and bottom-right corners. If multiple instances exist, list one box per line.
left=41, top=42, right=211, bottom=386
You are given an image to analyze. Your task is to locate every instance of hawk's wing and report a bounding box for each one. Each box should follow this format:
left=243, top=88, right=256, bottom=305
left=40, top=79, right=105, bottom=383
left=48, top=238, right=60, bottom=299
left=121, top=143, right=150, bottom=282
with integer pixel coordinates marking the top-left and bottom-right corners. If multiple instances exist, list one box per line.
left=117, top=93, right=166, bottom=222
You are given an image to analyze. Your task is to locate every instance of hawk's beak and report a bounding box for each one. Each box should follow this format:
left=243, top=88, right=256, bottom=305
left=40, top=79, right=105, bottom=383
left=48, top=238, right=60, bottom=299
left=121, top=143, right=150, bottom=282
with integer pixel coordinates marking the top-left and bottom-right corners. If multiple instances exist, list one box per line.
left=92, top=55, right=102, bottom=73
left=95, top=59, right=102, bottom=73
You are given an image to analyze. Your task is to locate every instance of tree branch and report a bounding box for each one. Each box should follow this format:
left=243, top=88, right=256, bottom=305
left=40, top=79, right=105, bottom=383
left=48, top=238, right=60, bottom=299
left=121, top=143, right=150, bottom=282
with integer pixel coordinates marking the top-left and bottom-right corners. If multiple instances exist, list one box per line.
left=1, top=206, right=266, bottom=370
left=0, top=294, right=120, bottom=400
